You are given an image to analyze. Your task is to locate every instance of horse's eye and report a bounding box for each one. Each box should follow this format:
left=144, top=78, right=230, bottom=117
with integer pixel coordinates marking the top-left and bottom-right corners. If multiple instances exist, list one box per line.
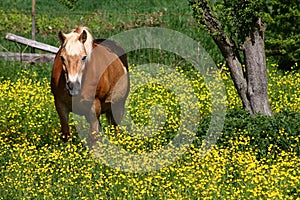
left=82, top=56, right=87, bottom=61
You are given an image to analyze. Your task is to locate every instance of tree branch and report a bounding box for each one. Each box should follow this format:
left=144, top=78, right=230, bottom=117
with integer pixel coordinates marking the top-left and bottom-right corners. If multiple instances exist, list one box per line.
left=195, top=0, right=241, bottom=62
left=190, top=0, right=252, bottom=111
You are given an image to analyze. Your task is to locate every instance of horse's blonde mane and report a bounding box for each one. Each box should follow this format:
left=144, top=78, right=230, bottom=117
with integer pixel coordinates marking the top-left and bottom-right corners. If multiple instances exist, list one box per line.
left=63, top=26, right=93, bottom=59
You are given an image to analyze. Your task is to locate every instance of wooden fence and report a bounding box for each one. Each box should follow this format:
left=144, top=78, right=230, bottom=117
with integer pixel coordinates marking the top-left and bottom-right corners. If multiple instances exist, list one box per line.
left=0, top=33, right=58, bottom=63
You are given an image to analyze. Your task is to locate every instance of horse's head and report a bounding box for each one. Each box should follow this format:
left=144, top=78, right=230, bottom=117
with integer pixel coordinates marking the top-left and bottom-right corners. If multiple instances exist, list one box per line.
left=58, top=27, right=93, bottom=96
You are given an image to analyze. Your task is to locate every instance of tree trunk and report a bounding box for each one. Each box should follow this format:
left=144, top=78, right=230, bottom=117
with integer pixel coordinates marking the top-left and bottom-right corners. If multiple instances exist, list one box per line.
left=243, top=20, right=272, bottom=116
left=190, top=0, right=273, bottom=116
left=210, top=23, right=271, bottom=115
left=224, top=52, right=252, bottom=112
left=210, top=34, right=252, bottom=112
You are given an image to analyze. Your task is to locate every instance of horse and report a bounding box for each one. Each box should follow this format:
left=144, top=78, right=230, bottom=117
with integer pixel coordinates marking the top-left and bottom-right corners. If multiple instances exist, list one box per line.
left=51, top=27, right=129, bottom=143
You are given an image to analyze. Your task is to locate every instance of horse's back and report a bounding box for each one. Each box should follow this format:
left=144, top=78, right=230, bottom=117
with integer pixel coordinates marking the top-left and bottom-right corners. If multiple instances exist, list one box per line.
left=93, top=39, right=128, bottom=71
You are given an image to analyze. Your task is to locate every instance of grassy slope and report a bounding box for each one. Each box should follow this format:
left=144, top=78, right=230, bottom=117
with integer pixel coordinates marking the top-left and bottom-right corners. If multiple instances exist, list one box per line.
left=0, top=0, right=221, bottom=79
left=0, top=0, right=220, bottom=52
left=1, top=0, right=190, bottom=14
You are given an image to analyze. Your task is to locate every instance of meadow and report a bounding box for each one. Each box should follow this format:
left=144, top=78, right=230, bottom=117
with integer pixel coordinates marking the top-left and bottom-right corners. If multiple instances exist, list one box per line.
left=0, top=0, right=300, bottom=199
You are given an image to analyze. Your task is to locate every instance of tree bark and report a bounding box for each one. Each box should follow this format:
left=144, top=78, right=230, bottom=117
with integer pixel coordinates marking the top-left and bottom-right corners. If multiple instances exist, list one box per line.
left=224, top=51, right=252, bottom=112
left=243, top=19, right=272, bottom=116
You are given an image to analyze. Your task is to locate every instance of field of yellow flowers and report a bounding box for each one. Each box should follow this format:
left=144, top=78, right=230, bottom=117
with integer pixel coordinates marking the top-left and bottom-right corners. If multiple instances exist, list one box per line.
left=0, top=63, right=299, bottom=199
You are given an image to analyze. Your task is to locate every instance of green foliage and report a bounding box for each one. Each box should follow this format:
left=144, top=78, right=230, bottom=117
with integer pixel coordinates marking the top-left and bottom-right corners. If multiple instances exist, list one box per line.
left=189, top=0, right=265, bottom=47
left=0, top=8, right=71, bottom=51
left=55, top=0, right=79, bottom=10
left=264, top=0, right=300, bottom=69
left=217, top=108, right=300, bottom=159
left=0, top=8, right=31, bottom=35
left=190, top=0, right=300, bottom=68
left=215, top=0, right=265, bottom=45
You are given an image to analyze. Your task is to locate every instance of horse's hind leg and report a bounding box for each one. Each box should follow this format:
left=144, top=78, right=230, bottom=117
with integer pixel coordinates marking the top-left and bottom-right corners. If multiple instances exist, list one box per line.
left=107, top=100, right=126, bottom=126
left=55, top=101, right=70, bottom=142
left=105, top=101, right=125, bottom=136
left=106, top=110, right=117, bottom=126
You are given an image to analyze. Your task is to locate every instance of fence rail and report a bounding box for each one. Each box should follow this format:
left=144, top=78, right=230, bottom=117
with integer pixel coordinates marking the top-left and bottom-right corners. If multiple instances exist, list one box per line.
left=0, top=33, right=58, bottom=63
left=5, top=33, right=59, bottom=54
left=0, top=52, right=55, bottom=63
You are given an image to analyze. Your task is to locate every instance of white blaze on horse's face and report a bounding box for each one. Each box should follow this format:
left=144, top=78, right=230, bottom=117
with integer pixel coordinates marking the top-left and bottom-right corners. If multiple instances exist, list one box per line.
left=59, top=30, right=88, bottom=96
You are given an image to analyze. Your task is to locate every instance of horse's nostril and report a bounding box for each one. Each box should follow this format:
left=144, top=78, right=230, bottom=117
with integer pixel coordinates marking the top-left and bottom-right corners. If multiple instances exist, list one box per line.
left=66, top=81, right=74, bottom=90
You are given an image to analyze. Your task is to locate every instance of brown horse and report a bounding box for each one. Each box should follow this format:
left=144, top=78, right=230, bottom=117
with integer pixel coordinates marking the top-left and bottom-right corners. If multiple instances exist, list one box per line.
left=51, top=27, right=129, bottom=142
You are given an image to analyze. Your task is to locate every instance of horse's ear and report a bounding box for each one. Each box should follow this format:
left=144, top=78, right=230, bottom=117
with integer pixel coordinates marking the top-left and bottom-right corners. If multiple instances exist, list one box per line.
left=58, top=31, right=66, bottom=44
left=79, top=30, right=87, bottom=44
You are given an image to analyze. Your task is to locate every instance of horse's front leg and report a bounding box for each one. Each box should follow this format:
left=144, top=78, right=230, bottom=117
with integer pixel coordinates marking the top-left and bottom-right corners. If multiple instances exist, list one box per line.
left=55, top=101, right=70, bottom=142
left=87, top=99, right=101, bottom=145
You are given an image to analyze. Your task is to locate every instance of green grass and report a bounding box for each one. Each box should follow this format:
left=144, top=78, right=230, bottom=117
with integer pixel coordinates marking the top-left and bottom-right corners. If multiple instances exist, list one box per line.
left=0, top=0, right=222, bottom=63
left=1, top=0, right=190, bottom=14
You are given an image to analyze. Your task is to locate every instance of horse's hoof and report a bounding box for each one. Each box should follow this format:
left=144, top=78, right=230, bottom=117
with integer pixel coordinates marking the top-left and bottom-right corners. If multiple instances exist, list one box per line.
left=60, top=135, right=69, bottom=143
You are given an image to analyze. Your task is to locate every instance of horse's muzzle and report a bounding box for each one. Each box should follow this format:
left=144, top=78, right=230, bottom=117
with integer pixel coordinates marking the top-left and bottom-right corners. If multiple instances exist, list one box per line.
left=66, top=81, right=81, bottom=96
